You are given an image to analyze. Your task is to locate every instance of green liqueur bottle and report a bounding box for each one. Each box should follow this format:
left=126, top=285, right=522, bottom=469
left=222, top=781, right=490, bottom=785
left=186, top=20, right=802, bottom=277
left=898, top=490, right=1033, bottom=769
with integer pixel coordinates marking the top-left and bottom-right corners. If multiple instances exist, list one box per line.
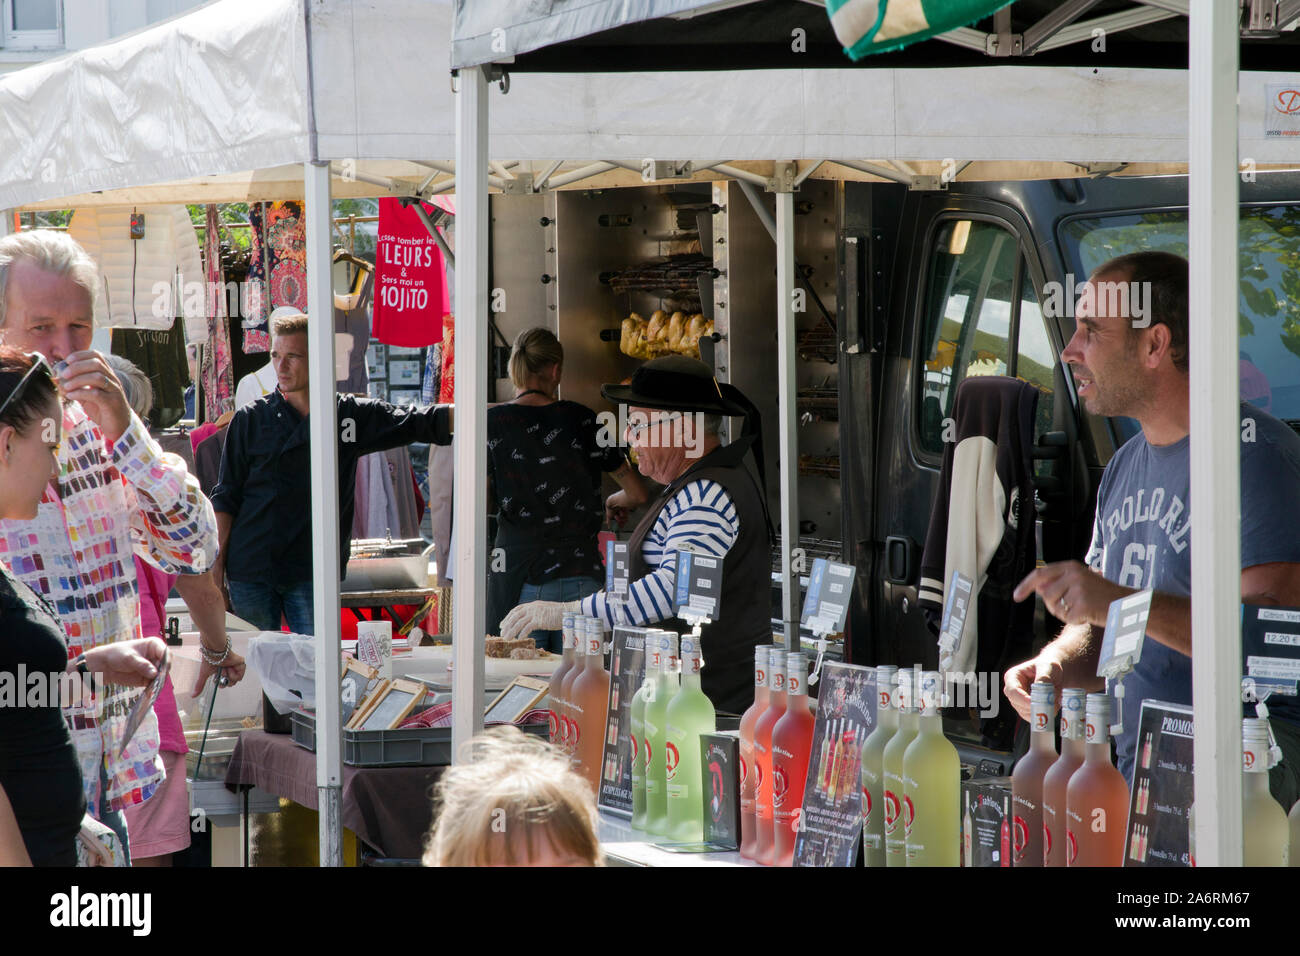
left=664, top=632, right=717, bottom=843
left=903, top=670, right=960, bottom=867
left=643, top=631, right=679, bottom=837
left=629, top=630, right=659, bottom=830
left=859, top=665, right=897, bottom=867
left=882, top=668, right=918, bottom=867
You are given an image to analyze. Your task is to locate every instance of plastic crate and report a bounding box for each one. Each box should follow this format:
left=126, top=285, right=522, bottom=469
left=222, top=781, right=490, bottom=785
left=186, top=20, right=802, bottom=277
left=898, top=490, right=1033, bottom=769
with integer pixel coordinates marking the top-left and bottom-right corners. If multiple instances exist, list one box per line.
left=290, top=709, right=546, bottom=767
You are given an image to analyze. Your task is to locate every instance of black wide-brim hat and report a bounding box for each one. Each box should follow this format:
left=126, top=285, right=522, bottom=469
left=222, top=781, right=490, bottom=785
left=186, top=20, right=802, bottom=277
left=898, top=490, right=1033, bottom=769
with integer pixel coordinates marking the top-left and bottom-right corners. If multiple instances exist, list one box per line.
left=600, top=355, right=748, bottom=416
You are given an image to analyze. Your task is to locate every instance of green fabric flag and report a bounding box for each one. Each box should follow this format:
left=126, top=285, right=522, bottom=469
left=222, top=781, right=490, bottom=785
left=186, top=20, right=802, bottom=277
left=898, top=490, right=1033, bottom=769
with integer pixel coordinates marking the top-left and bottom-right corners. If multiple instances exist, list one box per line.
left=826, top=0, right=1014, bottom=60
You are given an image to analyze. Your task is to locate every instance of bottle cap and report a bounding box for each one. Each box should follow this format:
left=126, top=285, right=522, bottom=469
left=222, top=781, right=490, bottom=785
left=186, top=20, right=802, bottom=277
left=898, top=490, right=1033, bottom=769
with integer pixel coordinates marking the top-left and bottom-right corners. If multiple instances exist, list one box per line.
left=786, top=653, right=806, bottom=694
left=875, top=664, right=898, bottom=684
left=1030, top=681, right=1057, bottom=707
left=918, top=671, right=944, bottom=712
left=1060, top=687, right=1086, bottom=738
left=1085, top=692, right=1110, bottom=722
left=1242, top=717, right=1271, bottom=744
left=1243, top=718, right=1271, bottom=772
left=896, top=668, right=915, bottom=712
left=658, top=630, right=678, bottom=662
left=681, top=634, right=701, bottom=658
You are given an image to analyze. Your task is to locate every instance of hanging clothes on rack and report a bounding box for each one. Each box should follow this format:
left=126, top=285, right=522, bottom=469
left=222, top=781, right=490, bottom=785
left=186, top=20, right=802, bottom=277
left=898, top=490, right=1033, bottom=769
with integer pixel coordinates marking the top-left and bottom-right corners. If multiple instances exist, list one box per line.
left=421, top=342, right=442, bottom=407
left=243, top=203, right=270, bottom=353
left=266, top=200, right=308, bottom=312
left=334, top=270, right=374, bottom=395
left=69, top=204, right=207, bottom=344
left=202, top=204, right=236, bottom=422
left=112, top=325, right=188, bottom=428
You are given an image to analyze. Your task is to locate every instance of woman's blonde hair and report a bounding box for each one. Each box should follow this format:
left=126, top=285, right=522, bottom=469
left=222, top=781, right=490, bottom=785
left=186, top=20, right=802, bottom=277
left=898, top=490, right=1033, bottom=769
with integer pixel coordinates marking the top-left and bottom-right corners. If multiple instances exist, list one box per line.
left=508, top=327, right=563, bottom=391
left=423, top=726, right=602, bottom=867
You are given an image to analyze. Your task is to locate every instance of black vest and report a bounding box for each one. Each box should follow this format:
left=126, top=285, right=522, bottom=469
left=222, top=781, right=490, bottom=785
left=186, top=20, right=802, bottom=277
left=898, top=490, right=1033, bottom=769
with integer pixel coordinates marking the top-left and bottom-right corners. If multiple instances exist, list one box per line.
left=628, top=436, right=772, bottom=714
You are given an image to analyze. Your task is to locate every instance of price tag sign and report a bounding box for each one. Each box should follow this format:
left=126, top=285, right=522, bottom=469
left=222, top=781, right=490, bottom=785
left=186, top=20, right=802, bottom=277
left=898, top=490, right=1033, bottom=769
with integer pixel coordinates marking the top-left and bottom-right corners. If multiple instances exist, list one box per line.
left=1097, top=589, right=1152, bottom=680
left=800, top=558, right=856, bottom=637
left=673, top=549, right=722, bottom=624
left=937, top=570, right=974, bottom=657
left=606, top=539, right=630, bottom=598
left=1242, top=603, right=1300, bottom=691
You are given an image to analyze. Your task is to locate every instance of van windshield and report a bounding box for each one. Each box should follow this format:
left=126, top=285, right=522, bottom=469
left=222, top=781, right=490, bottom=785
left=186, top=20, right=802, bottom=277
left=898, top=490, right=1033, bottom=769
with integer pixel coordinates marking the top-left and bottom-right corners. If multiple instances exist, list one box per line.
left=1060, top=204, right=1300, bottom=434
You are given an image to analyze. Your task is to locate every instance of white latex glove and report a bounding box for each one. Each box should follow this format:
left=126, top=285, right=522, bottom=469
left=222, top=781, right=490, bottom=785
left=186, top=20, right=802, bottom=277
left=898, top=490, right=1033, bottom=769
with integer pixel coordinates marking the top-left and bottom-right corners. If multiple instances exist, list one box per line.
left=499, top=600, right=581, bottom=642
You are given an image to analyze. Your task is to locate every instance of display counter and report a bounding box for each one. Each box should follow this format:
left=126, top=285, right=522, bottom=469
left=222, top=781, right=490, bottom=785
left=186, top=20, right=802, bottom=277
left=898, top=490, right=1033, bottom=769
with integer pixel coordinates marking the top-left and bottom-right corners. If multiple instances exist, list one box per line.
left=597, top=812, right=754, bottom=867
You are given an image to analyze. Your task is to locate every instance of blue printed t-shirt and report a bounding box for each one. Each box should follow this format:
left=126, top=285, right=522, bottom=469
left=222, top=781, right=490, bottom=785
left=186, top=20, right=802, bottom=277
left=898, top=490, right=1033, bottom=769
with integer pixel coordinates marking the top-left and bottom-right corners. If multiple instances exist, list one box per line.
left=1085, top=403, right=1300, bottom=783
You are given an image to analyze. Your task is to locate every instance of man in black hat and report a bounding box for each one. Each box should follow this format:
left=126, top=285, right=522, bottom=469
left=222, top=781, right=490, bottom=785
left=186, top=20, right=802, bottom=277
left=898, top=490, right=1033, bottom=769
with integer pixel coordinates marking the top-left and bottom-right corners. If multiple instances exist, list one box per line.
left=500, top=355, right=772, bottom=713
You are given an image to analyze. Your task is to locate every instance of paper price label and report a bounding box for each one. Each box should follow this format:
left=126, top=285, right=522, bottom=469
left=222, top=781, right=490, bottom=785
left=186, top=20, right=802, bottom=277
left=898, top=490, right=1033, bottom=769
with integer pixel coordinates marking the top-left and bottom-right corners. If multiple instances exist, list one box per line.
left=606, top=539, right=630, bottom=598
left=800, top=558, right=856, bottom=636
left=1097, top=589, right=1152, bottom=680
left=674, top=550, right=723, bottom=624
left=938, top=570, right=974, bottom=655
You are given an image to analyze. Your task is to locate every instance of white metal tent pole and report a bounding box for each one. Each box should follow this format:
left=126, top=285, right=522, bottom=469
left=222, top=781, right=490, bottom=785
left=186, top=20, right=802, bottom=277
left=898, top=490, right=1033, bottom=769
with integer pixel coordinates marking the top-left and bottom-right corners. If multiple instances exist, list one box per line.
left=1188, top=0, right=1242, bottom=867
left=452, top=66, right=489, bottom=760
left=775, top=190, right=800, bottom=648
left=304, top=160, right=344, bottom=867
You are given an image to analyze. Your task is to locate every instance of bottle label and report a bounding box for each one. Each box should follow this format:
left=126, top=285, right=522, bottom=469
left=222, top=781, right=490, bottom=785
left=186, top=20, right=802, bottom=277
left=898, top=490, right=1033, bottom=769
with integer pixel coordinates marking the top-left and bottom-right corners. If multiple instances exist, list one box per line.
left=1032, top=701, right=1052, bottom=733
left=629, top=734, right=639, bottom=767
left=644, top=737, right=652, bottom=768
left=753, top=761, right=764, bottom=792
left=755, top=667, right=765, bottom=687
left=665, top=741, right=680, bottom=780
left=861, top=786, right=872, bottom=826
left=788, top=674, right=801, bottom=695
left=880, top=687, right=891, bottom=711
left=739, top=753, right=748, bottom=788
left=667, top=783, right=685, bottom=799
left=570, top=723, right=580, bottom=747
left=903, top=795, right=914, bottom=836
left=547, top=710, right=559, bottom=740
left=1066, top=829, right=1078, bottom=865
left=1011, top=812, right=1031, bottom=862
left=646, top=777, right=659, bottom=796
left=884, top=789, right=901, bottom=835
left=1042, top=821, right=1052, bottom=864
left=773, top=765, right=789, bottom=808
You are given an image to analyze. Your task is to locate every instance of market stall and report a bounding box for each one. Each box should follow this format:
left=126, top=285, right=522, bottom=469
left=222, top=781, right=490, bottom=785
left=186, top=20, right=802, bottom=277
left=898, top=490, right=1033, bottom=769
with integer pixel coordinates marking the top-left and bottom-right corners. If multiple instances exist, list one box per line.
left=2, top=0, right=1297, bottom=867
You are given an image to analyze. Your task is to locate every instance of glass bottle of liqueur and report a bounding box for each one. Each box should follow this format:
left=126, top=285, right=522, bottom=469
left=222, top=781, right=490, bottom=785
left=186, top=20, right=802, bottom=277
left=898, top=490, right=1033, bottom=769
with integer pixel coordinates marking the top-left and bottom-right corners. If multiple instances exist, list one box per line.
left=1010, top=681, right=1057, bottom=868
left=1290, top=792, right=1300, bottom=868
left=1065, top=692, right=1128, bottom=867
left=882, top=668, right=918, bottom=867
left=629, top=631, right=663, bottom=830
left=813, top=719, right=836, bottom=800
left=547, top=613, right=578, bottom=746
left=557, top=617, right=587, bottom=758
left=859, top=665, right=897, bottom=868
left=1041, top=687, right=1086, bottom=867
left=643, top=631, right=679, bottom=837
left=738, top=646, right=770, bottom=859
left=831, top=724, right=860, bottom=807
left=772, top=652, right=816, bottom=866
left=752, top=649, right=788, bottom=865
left=570, top=617, right=611, bottom=792
left=1242, top=718, right=1289, bottom=866
left=902, top=671, right=960, bottom=867
left=664, top=633, right=717, bottom=843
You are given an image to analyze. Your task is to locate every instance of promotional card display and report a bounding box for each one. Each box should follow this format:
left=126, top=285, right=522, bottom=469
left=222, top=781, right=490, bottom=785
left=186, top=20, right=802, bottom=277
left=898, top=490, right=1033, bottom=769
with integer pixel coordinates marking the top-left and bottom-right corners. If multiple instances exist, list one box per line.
left=791, top=662, right=878, bottom=867
left=800, top=558, right=856, bottom=636
left=597, top=626, right=647, bottom=816
left=701, top=732, right=742, bottom=850
left=673, top=549, right=723, bottom=624
left=1124, top=700, right=1194, bottom=867
left=606, top=540, right=631, bottom=622
left=962, top=777, right=1012, bottom=867
left=938, top=570, right=973, bottom=658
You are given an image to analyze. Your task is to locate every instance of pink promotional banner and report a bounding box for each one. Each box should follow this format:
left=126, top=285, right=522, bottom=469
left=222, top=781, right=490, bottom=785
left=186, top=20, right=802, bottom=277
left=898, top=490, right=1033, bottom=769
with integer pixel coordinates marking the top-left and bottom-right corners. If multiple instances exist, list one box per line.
left=373, top=197, right=450, bottom=347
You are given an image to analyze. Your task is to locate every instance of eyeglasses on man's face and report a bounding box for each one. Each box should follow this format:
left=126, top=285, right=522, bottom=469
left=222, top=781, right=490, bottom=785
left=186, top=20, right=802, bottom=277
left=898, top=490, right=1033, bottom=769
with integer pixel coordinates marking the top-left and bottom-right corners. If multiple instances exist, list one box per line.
left=624, top=412, right=682, bottom=442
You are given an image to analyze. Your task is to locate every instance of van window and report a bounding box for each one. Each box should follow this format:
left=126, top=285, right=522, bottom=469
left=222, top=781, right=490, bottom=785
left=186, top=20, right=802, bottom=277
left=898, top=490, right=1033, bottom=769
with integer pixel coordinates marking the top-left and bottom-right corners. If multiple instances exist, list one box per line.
left=917, top=220, right=1020, bottom=455
left=1060, top=204, right=1300, bottom=425
left=1016, top=270, right=1058, bottom=475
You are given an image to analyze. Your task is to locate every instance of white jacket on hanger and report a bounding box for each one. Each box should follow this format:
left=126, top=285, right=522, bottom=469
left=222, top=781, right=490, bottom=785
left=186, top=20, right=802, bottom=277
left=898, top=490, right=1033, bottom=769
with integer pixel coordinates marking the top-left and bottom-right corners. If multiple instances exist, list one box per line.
left=69, top=204, right=207, bottom=343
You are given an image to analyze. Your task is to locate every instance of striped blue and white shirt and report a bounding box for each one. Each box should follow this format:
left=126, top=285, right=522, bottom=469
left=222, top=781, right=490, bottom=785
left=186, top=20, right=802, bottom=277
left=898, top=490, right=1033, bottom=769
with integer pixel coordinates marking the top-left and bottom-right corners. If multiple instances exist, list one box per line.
left=581, top=478, right=740, bottom=626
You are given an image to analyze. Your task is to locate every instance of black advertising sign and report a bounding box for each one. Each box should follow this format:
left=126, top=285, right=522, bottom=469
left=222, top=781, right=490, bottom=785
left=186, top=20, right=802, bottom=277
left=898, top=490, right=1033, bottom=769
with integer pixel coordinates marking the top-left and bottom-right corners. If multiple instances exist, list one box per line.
left=1124, top=700, right=1193, bottom=867
left=597, top=626, right=647, bottom=817
left=792, top=663, right=878, bottom=867
left=800, top=558, right=857, bottom=636
left=701, top=732, right=741, bottom=850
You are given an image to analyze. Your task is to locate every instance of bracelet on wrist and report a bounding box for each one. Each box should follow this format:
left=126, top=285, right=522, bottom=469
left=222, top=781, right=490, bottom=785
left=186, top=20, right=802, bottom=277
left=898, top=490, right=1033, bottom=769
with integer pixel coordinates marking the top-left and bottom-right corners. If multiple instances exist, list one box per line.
left=200, top=637, right=232, bottom=667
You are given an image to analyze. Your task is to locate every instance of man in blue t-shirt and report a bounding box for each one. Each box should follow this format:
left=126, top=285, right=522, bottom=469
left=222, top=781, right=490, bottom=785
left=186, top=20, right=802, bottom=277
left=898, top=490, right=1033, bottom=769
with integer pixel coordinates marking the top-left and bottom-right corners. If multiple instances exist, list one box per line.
left=1005, top=251, right=1300, bottom=807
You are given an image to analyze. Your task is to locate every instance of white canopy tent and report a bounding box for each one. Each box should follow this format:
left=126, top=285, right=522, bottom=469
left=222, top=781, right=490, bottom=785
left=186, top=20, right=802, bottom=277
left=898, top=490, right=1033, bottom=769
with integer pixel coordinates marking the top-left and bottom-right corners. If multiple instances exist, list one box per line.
left=0, top=0, right=1292, bottom=865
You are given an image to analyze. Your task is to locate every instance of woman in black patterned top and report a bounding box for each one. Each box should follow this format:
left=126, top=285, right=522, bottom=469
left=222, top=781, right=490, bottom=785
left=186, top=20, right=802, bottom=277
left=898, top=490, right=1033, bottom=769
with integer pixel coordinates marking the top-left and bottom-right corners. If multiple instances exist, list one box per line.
left=486, top=329, right=648, bottom=651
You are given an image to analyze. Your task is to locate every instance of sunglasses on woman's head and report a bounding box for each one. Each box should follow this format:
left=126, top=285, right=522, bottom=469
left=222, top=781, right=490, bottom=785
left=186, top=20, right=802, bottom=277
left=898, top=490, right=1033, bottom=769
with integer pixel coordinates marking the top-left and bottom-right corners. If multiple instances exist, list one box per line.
left=0, top=352, right=58, bottom=424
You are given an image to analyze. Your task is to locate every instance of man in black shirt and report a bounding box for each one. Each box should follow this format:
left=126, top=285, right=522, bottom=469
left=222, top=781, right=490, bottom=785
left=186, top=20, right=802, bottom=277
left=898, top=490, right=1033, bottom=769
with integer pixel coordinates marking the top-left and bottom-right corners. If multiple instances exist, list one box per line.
left=211, top=313, right=451, bottom=634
